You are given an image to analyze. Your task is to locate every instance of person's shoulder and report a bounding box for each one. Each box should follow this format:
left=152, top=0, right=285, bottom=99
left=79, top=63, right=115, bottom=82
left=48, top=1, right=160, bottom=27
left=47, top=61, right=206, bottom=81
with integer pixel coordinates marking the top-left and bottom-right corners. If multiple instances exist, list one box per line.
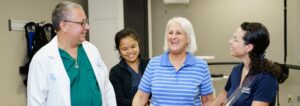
left=257, top=72, right=277, bottom=81
left=82, top=41, right=100, bottom=54
left=227, top=63, right=243, bottom=75
left=193, top=56, right=207, bottom=63
left=148, top=55, right=163, bottom=63
left=110, top=64, right=123, bottom=73
left=31, top=41, right=53, bottom=60
left=110, top=63, right=122, bottom=70
left=233, top=63, right=243, bottom=70
left=154, top=54, right=165, bottom=59
left=82, top=41, right=96, bottom=48
left=253, top=72, right=278, bottom=90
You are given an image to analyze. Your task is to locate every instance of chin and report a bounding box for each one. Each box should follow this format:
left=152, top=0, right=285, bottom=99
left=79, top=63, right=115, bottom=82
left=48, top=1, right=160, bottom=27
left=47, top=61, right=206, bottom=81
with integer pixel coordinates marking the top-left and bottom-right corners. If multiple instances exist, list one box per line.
left=127, top=58, right=138, bottom=62
left=79, top=38, right=86, bottom=42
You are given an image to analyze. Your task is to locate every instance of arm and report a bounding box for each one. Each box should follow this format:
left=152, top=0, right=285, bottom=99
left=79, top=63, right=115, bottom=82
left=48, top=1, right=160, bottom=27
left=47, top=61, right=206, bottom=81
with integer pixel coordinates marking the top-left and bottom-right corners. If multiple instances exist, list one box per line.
left=109, top=68, right=131, bottom=105
left=211, top=90, right=228, bottom=106
left=92, top=45, right=117, bottom=106
left=251, top=101, right=269, bottom=106
left=201, top=93, right=214, bottom=106
left=104, top=79, right=117, bottom=106
left=199, top=61, right=215, bottom=106
left=103, top=64, right=117, bottom=106
left=27, top=57, right=48, bottom=106
left=132, top=90, right=150, bottom=106
left=211, top=65, right=234, bottom=106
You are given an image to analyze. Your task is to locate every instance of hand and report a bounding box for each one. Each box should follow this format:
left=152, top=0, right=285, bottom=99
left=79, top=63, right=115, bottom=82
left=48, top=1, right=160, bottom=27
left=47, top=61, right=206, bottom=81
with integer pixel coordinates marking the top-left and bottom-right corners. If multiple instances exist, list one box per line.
left=220, top=103, right=226, bottom=106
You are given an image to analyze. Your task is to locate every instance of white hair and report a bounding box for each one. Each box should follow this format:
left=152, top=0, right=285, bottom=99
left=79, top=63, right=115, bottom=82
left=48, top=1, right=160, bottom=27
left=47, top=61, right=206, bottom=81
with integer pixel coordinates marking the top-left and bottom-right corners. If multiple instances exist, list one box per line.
left=163, top=17, right=198, bottom=54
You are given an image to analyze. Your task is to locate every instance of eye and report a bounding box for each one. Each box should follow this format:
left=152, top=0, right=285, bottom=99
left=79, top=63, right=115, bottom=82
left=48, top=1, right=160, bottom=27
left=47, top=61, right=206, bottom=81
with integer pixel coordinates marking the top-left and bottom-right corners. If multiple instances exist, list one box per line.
left=176, top=31, right=183, bottom=35
left=231, top=35, right=238, bottom=42
left=121, top=47, right=127, bottom=51
left=131, top=44, right=137, bottom=48
left=234, top=37, right=238, bottom=42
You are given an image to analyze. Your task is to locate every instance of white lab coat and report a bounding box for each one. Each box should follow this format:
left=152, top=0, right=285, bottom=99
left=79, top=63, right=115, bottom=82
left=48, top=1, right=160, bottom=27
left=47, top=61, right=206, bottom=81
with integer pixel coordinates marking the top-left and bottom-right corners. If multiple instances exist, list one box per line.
left=27, top=36, right=117, bottom=106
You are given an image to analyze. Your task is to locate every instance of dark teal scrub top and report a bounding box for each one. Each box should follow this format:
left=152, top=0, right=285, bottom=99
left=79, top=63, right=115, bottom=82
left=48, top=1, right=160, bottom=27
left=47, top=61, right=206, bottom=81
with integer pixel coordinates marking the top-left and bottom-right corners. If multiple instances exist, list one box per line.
left=59, top=44, right=102, bottom=106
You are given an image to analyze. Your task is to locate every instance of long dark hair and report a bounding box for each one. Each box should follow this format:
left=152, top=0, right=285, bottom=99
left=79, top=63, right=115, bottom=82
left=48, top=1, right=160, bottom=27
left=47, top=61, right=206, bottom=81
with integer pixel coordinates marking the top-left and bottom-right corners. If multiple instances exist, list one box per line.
left=114, top=28, right=141, bottom=59
left=241, top=22, right=281, bottom=77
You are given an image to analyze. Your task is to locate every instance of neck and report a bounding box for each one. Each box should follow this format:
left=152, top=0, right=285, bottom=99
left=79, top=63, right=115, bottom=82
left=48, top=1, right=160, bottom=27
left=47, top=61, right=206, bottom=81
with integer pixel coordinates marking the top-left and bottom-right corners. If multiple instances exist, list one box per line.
left=126, top=58, right=140, bottom=66
left=126, top=58, right=140, bottom=73
left=241, top=55, right=251, bottom=72
left=169, top=52, right=187, bottom=71
left=57, top=33, right=78, bottom=50
left=169, top=51, right=187, bottom=61
left=57, top=33, right=79, bottom=59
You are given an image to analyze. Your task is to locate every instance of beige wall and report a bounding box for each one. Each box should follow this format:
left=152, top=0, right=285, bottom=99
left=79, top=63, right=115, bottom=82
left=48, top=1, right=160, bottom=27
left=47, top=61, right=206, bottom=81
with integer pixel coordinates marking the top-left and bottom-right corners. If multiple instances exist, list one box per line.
left=287, top=0, right=300, bottom=65
left=0, top=0, right=80, bottom=105
left=88, top=0, right=124, bottom=69
left=0, top=0, right=299, bottom=105
left=151, top=0, right=300, bottom=105
left=151, top=0, right=300, bottom=65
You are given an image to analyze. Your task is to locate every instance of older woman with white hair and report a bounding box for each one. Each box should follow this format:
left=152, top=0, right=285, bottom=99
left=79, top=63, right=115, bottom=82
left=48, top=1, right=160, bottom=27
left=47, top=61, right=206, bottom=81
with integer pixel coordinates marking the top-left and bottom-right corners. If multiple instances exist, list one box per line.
left=132, top=17, right=214, bottom=106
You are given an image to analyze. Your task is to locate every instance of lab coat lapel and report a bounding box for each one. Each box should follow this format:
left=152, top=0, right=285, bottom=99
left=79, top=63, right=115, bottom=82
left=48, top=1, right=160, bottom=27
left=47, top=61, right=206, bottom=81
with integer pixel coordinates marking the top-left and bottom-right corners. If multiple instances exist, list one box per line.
left=47, top=36, right=71, bottom=106
left=82, top=43, right=107, bottom=104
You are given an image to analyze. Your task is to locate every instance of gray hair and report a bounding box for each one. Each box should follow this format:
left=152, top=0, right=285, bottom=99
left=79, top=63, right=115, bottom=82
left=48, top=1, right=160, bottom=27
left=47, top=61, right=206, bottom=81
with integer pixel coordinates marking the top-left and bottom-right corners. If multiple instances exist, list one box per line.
left=52, top=1, right=83, bottom=31
left=163, top=17, right=198, bottom=54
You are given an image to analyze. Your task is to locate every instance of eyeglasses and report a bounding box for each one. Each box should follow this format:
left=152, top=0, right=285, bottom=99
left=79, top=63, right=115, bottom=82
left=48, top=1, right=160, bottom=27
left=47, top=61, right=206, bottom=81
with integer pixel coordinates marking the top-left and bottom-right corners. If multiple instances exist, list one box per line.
left=230, top=35, right=250, bottom=45
left=63, top=19, right=88, bottom=28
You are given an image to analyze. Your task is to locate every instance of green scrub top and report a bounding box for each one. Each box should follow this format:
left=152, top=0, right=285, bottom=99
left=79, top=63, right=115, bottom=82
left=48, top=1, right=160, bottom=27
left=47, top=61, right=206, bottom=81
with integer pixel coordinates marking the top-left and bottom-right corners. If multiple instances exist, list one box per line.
left=59, top=44, right=102, bottom=106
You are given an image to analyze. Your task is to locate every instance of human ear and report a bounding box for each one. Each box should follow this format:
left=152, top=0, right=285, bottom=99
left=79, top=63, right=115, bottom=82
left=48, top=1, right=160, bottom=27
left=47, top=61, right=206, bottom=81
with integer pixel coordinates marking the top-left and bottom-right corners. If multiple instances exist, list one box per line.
left=246, top=44, right=254, bottom=52
left=59, top=21, right=68, bottom=32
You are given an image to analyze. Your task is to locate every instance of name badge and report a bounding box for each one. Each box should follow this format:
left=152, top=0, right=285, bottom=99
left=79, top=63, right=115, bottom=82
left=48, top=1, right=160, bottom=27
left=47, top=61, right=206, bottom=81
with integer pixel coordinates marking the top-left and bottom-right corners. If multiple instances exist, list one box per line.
left=48, top=73, right=56, bottom=81
left=241, top=87, right=251, bottom=94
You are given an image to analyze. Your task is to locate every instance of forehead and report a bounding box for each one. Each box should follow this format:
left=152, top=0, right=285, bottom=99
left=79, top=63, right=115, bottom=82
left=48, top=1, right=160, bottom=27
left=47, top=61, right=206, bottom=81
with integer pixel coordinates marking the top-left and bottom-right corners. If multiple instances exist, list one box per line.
left=120, top=36, right=137, bottom=44
left=235, top=27, right=246, bottom=38
left=167, top=22, right=183, bottom=30
left=69, top=7, right=86, bottom=19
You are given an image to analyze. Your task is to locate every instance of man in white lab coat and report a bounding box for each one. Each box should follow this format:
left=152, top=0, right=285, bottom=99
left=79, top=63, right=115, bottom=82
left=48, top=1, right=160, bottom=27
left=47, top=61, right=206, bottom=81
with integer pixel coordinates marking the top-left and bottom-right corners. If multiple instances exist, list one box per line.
left=27, top=1, right=116, bottom=106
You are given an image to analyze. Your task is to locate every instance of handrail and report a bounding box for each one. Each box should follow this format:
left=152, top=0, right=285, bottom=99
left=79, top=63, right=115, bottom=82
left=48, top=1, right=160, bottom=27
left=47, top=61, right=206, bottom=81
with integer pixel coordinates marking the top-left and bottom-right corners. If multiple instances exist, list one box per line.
left=286, top=64, right=300, bottom=70
left=208, top=62, right=241, bottom=65
left=208, top=62, right=300, bottom=70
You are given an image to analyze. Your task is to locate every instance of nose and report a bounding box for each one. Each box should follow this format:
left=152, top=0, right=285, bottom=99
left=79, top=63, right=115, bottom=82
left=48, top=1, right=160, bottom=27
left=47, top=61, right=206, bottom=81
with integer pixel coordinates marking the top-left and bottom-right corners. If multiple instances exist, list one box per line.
left=228, top=38, right=232, bottom=45
left=129, top=48, right=134, bottom=53
left=84, top=23, right=90, bottom=30
left=169, top=33, right=177, bottom=39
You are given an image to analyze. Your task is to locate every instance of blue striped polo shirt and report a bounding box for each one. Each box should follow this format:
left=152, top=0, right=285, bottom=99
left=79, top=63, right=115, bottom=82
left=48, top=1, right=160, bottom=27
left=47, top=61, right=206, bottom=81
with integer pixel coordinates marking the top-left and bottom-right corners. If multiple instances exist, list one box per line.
left=138, top=52, right=214, bottom=106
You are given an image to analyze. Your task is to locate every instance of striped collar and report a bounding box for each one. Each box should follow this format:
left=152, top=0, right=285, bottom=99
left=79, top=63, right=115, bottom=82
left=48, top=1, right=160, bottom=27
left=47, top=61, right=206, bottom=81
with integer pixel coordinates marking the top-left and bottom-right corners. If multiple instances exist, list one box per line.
left=160, top=51, right=195, bottom=67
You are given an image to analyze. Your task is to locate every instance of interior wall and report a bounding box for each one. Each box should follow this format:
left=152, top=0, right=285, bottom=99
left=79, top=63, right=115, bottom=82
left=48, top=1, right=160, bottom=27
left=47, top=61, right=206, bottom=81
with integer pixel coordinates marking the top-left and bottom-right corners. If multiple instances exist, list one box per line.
left=151, top=0, right=285, bottom=63
left=151, top=0, right=300, bottom=105
left=0, top=0, right=81, bottom=105
left=287, top=0, right=300, bottom=65
left=88, top=0, right=124, bottom=69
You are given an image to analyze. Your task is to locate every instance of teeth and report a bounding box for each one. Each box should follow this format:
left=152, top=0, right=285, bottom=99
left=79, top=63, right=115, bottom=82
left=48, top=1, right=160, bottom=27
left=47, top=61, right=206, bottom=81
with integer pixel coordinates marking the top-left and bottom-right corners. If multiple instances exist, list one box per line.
left=128, top=55, right=134, bottom=58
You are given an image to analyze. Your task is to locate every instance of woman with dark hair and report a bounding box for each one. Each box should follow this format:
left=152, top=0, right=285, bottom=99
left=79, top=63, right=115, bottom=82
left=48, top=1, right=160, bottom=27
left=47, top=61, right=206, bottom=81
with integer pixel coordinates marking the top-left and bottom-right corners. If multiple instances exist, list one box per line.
left=109, top=28, right=149, bottom=106
left=213, top=22, right=281, bottom=106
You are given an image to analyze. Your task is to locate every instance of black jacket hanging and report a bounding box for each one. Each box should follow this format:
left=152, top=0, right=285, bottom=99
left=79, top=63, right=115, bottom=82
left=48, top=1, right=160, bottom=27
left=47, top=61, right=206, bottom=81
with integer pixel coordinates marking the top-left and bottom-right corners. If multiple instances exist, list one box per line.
left=19, top=22, right=55, bottom=86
